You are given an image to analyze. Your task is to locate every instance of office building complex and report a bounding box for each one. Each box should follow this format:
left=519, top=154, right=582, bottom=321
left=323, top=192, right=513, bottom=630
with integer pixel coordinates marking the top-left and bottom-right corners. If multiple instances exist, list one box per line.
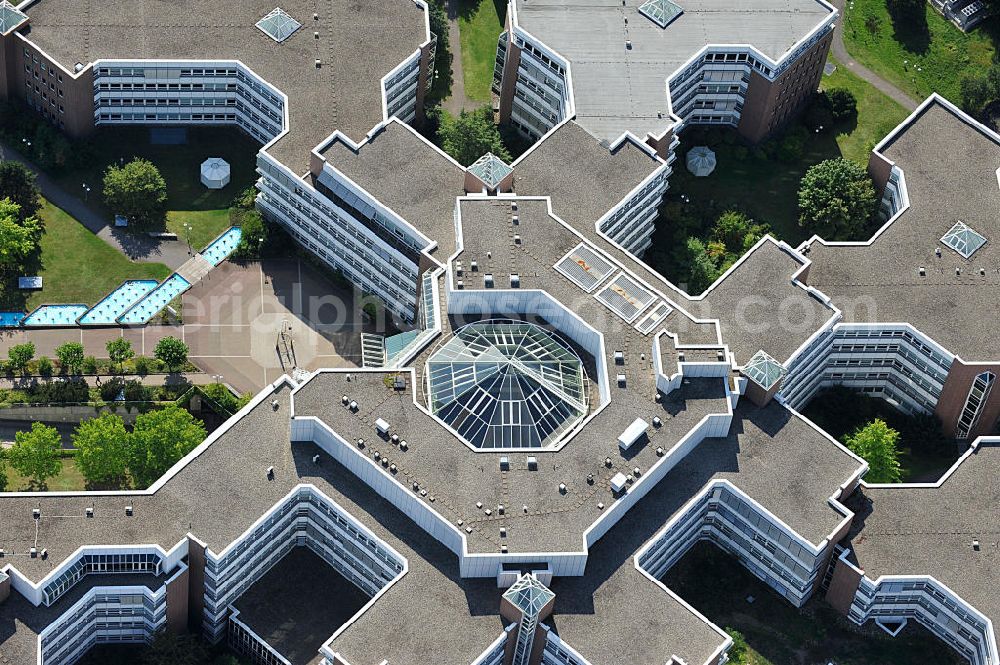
left=0, top=0, right=999, bottom=664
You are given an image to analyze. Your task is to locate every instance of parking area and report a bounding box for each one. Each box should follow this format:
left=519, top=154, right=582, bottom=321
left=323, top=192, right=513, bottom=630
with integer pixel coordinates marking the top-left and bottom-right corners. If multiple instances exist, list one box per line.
left=0, top=259, right=384, bottom=394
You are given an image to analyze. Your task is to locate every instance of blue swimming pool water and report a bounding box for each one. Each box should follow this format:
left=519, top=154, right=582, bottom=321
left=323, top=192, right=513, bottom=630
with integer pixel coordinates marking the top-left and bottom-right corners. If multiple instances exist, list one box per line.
left=79, top=280, right=159, bottom=326
left=118, top=274, right=191, bottom=324
left=201, top=226, right=242, bottom=266
left=0, top=312, right=25, bottom=328
left=22, top=304, right=90, bottom=327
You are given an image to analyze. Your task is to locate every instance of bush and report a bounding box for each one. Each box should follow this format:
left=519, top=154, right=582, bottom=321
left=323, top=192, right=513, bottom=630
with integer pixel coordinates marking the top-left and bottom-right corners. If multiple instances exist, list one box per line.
left=776, top=125, right=808, bottom=163
left=231, top=186, right=258, bottom=210
left=82, top=355, right=98, bottom=375
left=200, top=383, right=241, bottom=415
left=134, top=356, right=151, bottom=375
left=37, top=356, right=53, bottom=378
left=803, top=93, right=834, bottom=133
left=231, top=209, right=267, bottom=260
left=33, top=379, right=89, bottom=403
left=826, top=87, right=858, bottom=123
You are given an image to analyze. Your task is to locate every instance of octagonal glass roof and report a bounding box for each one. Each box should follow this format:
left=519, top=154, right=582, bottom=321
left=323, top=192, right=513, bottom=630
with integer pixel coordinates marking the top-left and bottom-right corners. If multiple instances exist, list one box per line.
left=427, top=321, right=588, bottom=449
left=743, top=350, right=785, bottom=390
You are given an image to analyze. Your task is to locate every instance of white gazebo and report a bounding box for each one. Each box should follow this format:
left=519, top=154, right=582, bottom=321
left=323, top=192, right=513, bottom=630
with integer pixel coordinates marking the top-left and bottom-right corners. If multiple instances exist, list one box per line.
left=200, top=157, right=231, bottom=189
left=685, top=146, right=717, bottom=177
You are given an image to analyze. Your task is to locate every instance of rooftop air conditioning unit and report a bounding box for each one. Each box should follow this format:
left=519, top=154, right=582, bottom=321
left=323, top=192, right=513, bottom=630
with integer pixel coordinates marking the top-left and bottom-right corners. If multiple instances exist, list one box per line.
left=375, top=418, right=390, bottom=435
left=510, top=274, right=520, bottom=288
left=526, top=456, right=538, bottom=470
left=484, top=274, right=494, bottom=288
left=610, top=472, right=628, bottom=495
left=125, top=506, right=133, bottom=516
left=85, top=507, right=94, bottom=518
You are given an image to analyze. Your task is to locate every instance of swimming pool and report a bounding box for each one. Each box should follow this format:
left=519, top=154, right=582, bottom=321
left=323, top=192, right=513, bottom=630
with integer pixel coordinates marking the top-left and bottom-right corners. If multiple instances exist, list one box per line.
left=22, top=304, right=90, bottom=327
left=0, top=312, right=25, bottom=328
left=118, top=274, right=191, bottom=324
left=79, top=280, right=159, bottom=326
left=201, top=226, right=242, bottom=266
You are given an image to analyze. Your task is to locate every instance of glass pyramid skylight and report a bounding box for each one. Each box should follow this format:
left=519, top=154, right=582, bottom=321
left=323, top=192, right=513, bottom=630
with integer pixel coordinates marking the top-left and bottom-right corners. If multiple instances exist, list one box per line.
left=468, top=153, right=513, bottom=190
left=743, top=350, right=785, bottom=391
left=638, top=0, right=683, bottom=28
left=503, top=575, right=555, bottom=617
left=0, top=1, right=28, bottom=35
left=256, top=8, right=302, bottom=43
left=941, top=221, right=986, bottom=259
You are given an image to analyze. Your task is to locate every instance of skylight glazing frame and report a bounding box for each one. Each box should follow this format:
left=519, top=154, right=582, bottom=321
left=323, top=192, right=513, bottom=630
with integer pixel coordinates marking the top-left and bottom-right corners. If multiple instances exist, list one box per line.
left=638, top=0, right=683, bottom=29
left=0, top=1, right=28, bottom=35
left=743, top=350, right=785, bottom=390
left=256, top=7, right=302, bottom=43
left=940, top=221, right=986, bottom=259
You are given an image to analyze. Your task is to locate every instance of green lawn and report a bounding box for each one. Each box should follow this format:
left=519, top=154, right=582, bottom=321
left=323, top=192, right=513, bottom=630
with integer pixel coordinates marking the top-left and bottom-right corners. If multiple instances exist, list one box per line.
left=458, top=0, right=505, bottom=102
left=5, top=451, right=86, bottom=492
left=842, top=0, right=998, bottom=103
left=167, top=209, right=232, bottom=251
left=821, top=58, right=910, bottom=164
left=2, top=199, right=171, bottom=311
left=664, top=542, right=965, bottom=665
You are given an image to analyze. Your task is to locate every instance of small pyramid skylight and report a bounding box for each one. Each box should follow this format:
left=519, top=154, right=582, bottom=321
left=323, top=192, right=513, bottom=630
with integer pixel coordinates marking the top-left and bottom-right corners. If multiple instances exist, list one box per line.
left=468, top=153, right=513, bottom=190
left=743, top=350, right=785, bottom=391
left=0, top=1, right=29, bottom=35
left=256, top=7, right=302, bottom=43
left=638, top=0, right=683, bottom=28
left=941, top=221, right=986, bottom=259
left=503, top=574, right=555, bottom=617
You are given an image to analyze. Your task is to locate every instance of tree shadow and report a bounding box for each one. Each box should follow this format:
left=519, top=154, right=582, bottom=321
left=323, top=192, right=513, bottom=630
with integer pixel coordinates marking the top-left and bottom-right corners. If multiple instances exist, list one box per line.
left=888, top=3, right=930, bottom=55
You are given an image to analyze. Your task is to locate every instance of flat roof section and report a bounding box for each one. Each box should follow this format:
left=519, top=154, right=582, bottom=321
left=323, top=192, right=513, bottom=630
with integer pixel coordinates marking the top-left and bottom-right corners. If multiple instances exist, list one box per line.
left=232, top=547, right=372, bottom=665
left=806, top=99, right=1000, bottom=360
left=22, top=0, right=427, bottom=171
left=320, top=121, right=464, bottom=258
left=512, top=0, right=833, bottom=142
left=849, top=442, right=1000, bottom=654
left=513, top=121, right=664, bottom=234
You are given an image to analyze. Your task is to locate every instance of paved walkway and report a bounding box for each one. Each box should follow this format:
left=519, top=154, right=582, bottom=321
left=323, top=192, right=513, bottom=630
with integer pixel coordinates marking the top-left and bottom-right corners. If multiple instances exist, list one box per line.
left=829, top=0, right=918, bottom=112
left=0, top=141, right=191, bottom=270
left=442, top=0, right=477, bottom=115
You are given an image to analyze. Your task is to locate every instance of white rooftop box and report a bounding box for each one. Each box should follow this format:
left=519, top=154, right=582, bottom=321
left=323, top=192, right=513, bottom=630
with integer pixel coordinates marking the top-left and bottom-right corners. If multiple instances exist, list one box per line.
left=375, top=418, right=390, bottom=434
left=610, top=472, right=628, bottom=494
left=618, top=417, right=648, bottom=451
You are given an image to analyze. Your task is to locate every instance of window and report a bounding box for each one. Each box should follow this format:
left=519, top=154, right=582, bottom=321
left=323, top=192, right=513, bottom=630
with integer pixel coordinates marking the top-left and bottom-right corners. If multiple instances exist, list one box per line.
left=956, top=371, right=995, bottom=439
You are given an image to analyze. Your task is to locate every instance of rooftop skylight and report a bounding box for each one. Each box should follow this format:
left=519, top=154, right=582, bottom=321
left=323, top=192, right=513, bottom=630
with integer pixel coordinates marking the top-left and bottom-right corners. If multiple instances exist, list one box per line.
left=638, top=0, right=683, bottom=28
left=743, top=350, right=785, bottom=391
left=256, top=7, right=302, bottom=43
left=0, top=1, right=29, bottom=35
left=941, top=221, right=986, bottom=259
left=468, top=153, right=513, bottom=190
left=503, top=575, right=555, bottom=617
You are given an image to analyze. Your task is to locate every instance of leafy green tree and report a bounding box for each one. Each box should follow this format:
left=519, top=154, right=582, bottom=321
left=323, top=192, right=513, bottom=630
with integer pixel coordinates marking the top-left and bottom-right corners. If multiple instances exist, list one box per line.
left=845, top=419, right=902, bottom=484
left=56, top=341, right=85, bottom=375
left=106, top=337, right=134, bottom=374
left=142, top=629, right=210, bottom=665
left=0, top=449, right=8, bottom=492
left=7, top=341, right=35, bottom=376
left=724, top=628, right=750, bottom=664
left=102, top=158, right=167, bottom=227
left=73, top=413, right=130, bottom=487
left=0, top=161, right=41, bottom=220
left=128, top=405, right=206, bottom=488
left=685, top=237, right=722, bottom=295
left=439, top=106, right=511, bottom=166
left=0, top=198, right=41, bottom=270
left=232, top=209, right=267, bottom=259
left=8, top=422, right=62, bottom=487
left=826, top=88, right=858, bottom=122
left=153, top=336, right=188, bottom=372
left=711, top=210, right=769, bottom=256
left=798, top=158, right=877, bottom=240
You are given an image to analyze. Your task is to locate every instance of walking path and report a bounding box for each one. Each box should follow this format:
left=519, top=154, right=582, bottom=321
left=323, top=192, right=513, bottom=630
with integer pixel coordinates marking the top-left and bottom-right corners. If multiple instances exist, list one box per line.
left=829, top=0, right=919, bottom=111
left=442, top=0, right=476, bottom=115
left=0, top=142, right=190, bottom=270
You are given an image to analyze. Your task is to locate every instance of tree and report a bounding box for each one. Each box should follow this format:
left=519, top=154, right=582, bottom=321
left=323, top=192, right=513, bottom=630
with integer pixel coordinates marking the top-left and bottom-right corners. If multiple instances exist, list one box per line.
left=845, top=419, right=902, bottom=484
left=0, top=198, right=42, bottom=270
left=73, top=412, right=130, bottom=487
left=0, top=161, right=41, bottom=220
left=56, top=341, right=85, bottom=375
left=106, top=337, right=134, bottom=374
left=439, top=106, right=511, bottom=166
left=102, top=158, right=167, bottom=227
left=154, top=336, right=188, bottom=372
left=7, top=341, right=35, bottom=376
left=685, top=237, right=722, bottom=295
left=724, top=628, right=750, bottom=665
left=128, top=405, right=206, bottom=488
left=798, top=158, right=877, bottom=240
left=232, top=208, right=267, bottom=259
left=142, top=629, right=210, bottom=665
left=826, top=88, right=858, bottom=123
left=0, top=449, right=7, bottom=492
left=8, top=422, right=62, bottom=487
left=711, top=210, right=769, bottom=256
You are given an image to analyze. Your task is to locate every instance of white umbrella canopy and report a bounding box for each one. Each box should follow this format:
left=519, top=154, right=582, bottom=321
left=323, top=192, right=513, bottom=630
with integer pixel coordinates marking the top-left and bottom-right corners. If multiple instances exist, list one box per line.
left=200, top=157, right=231, bottom=189
left=685, top=146, right=717, bottom=177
